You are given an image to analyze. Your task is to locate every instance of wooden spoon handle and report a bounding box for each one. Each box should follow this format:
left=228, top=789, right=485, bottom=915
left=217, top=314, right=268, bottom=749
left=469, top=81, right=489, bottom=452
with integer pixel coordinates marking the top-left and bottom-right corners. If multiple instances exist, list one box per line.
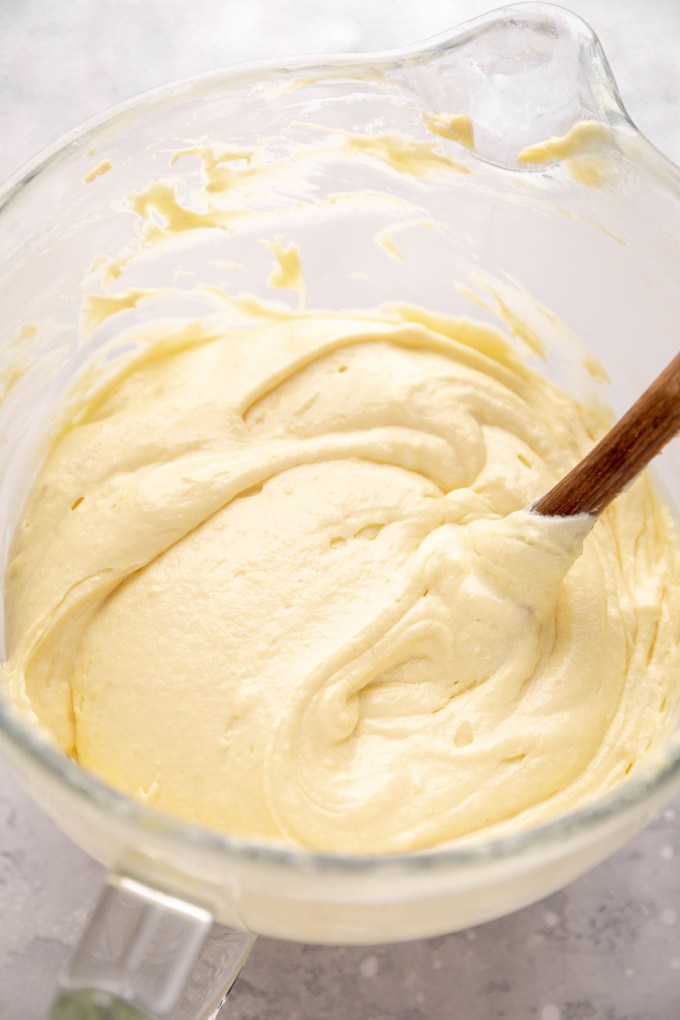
left=533, top=351, right=680, bottom=518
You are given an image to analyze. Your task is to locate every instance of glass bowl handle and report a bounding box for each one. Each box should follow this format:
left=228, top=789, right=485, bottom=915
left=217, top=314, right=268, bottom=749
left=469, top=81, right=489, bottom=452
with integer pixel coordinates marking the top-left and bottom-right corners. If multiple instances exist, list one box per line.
left=49, top=873, right=255, bottom=1020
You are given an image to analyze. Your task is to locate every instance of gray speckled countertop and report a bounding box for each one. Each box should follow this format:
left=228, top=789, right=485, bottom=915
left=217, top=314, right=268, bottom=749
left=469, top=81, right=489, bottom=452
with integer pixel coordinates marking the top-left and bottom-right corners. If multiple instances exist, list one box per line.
left=1, top=2, right=680, bottom=1018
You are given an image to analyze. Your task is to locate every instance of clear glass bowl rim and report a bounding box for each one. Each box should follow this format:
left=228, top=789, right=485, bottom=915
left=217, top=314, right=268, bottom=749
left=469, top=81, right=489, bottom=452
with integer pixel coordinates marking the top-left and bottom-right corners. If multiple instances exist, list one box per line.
left=1, top=0, right=680, bottom=880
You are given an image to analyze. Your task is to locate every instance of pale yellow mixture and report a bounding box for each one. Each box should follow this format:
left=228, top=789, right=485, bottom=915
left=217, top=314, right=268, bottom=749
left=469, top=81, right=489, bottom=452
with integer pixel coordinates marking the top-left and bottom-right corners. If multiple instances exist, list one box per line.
left=3, top=108, right=680, bottom=854
left=4, top=307, right=680, bottom=853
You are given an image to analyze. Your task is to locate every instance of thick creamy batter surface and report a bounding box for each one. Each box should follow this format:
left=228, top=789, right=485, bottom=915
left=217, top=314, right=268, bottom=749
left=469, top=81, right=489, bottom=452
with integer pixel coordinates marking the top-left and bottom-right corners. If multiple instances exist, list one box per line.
left=4, top=308, right=680, bottom=853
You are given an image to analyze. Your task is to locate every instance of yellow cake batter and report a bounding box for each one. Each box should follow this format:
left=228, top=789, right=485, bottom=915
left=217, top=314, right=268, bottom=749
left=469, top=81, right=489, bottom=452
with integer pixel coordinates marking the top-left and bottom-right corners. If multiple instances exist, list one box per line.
left=3, top=306, right=679, bottom=853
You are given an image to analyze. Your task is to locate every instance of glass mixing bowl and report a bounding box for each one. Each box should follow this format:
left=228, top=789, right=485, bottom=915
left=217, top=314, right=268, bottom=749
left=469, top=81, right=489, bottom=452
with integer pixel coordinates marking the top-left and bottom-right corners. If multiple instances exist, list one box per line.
left=1, top=4, right=679, bottom=1017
